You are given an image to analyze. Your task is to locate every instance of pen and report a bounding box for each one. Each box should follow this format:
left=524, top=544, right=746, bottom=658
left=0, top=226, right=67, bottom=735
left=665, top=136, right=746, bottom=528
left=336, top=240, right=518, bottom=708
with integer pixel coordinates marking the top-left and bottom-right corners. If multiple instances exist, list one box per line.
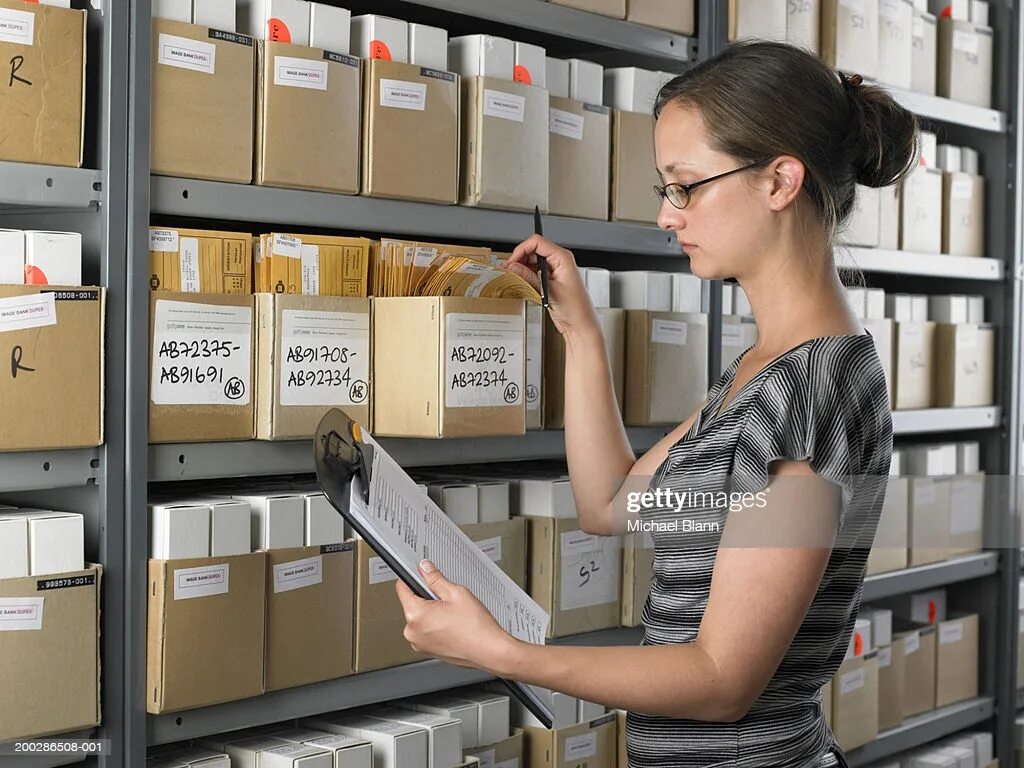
left=534, top=205, right=551, bottom=309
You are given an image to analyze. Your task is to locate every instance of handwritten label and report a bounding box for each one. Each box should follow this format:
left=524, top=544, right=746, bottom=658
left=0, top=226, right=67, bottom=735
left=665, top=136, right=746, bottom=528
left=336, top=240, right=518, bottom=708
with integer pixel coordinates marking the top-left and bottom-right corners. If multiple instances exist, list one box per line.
left=280, top=309, right=369, bottom=407
left=484, top=90, right=526, bottom=122
left=953, top=30, right=979, bottom=55
left=368, top=555, right=399, bottom=585
left=939, top=621, right=964, bottom=645
left=560, top=531, right=620, bottom=611
left=158, top=33, right=216, bottom=75
left=840, top=668, right=865, bottom=694
left=0, top=598, right=43, bottom=631
left=952, top=177, right=973, bottom=200
left=651, top=319, right=688, bottom=347
left=903, top=631, right=920, bottom=655
left=274, top=55, right=329, bottom=90
left=878, top=646, right=892, bottom=668
left=564, top=733, right=597, bottom=761
left=300, top=244, right=320, bottom=296
left=0, top=7, right=33, bottom=46
left=913, top=480, right=936, bottom=506
left=414, top=246, right=439, bottom=268
left=274, top=555, right=323, bottom=593
left=475, top=536, right=503, bottom=563
left=149, top=229, right=179, bottom=253
left=0, top=292, right=57, bottom=333
left=526, top=309, right=542, bottom=408
left=445, top=313, right=524, bottom=409
left=179, top=237, right=200, bottom=293
left=380, top=79, right=427, bottom=111
left=173, top=563, right=229, bottom=600
left=151, top=300, right=252, bottom=406
left=549, top=108, right=584, bottom=140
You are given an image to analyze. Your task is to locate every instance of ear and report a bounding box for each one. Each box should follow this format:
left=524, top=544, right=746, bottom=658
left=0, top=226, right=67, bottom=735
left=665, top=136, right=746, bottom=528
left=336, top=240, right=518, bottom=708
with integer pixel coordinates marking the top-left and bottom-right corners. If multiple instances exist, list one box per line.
left=765, top=155, right=806, bottom=212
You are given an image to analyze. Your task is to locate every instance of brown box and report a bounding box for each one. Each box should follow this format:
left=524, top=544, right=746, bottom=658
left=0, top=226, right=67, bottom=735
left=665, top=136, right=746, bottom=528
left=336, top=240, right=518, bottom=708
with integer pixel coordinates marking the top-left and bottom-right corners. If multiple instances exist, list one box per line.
left=624, top=311, right=708, bottom=426
left=548, top=97, right=611, bottom=221
left=900, top=167, right=943, bottom=254
left=526, top=303, right=544, bottom=430
left=149, top=292, right=256, bottom=444
left=628, top=0, right=695, bottom=34
left=147, top=553, right=266, bottom=714
left=524, top=711, right=618, bottom=768
left=549, top=0, right=625, bottom=18
left=462, top=77, right=548, bottom=212
left=821, top=0, right=880, bottom=79
left=948, top=472, right=984, bottom=557
left=0, top=1, right=85, bottom=167
left=611, top=110, right=660, bottom=224
left=621, top=532, right=653, bottom=627
left=353, top=540, right=426, bottom=673
left=893, top=321, right=936, bottom=410
left=895, top=621, right=937, bottom=717
left=877, top=637, right=905, bottom=731
left=728, top=0, right=787, bottom=41
left=933, top=323, right=995, bottom=408
left=0, top=565, right=101, bottom=741
left=149, top=227, right=252, bottom=294
left=863, top=317, right=894, bottom=409
left=372, top=297, right=526, bottom=438
left=867, top=476, right=909, bottom=576
left=264, top=543, right=355, bottom=692
left=0, top=286, right=104, bottom=451
left=909, top=477, right=951, bottom=567
left=912, top=10, right=938, bottom=95
left=256, top=41, right=361, bottom=194
left=362, top=59, right=459, bottom=204
left=942, top=173, right=984, bottom=257
left=151, top=20, right=255, bottom=183
left=256, top=233, right=371, bottom=297
left=461, top=518, right=528, bottom=590
left=937, top=18, right=993, bottom=108
left=526, top=517, right=621, bottom=638
left=255, top=294, right=371, bottom=440
left=831, top=653, right=879, bottom=752
left=935, top=612, right=978, bottom=708
left=463, top=730, right=524, bottom=767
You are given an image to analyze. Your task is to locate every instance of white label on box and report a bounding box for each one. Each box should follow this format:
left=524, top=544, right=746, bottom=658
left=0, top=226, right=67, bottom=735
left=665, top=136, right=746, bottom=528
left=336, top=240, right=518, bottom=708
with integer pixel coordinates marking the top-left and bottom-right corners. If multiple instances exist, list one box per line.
left=380, top=79, right=427, bottom=111
left=904, top=631, right=920, bottom=655
left=958, top=324, right=978, bottom=350
left=475, top=536, right=503, bottom=563
left=300, top=244, right=320, bottom=296
left=0, top=7, right=32, bottom=46
left=840, top=0, right=866, bottom=11
left=484, top=90, right=526, bottom=123
left=722, top=323, right=744, bottom=347
left=526, top=313, right=542, bottom=408
left=274, top=555, right=323, bottom=593
left=949, top=480, right=982, bottom=534
left=149, top=229, right=179, bottom=253
left=273, top=234, right=302, bottom=259
left=651, top=319, right=688, bottom=347
left=839, top=668, right=866, bottom=694
left=174, top=563, right=230, bottom=600
left=179, top=236, right=200, bottom=293
left=564, top=733, right=597, bottom=761
left=368, top=555, right=399, bottom=584
left=880, top=0, right=901, bottom=19
left=280, top=310, right=370, bottom=407
left=445, top=313, right=525, bottom=409
left=953, top=30, right=979, bottom=55
left=414, top=247, right=439, bottom=268
left=158, top=33, right=216, bottom=75
left=914, top=482, right=936, bottom=506
left=274, top=55, right=329, bottom=91
left=494, top=761, right=519, bottom=768
left=560, top=531, right=620, bottom=611
left=475, top=750, right=496, bottom=768
left=878, top=646, right=892, bottom=668
left=0, top=598, right=44, bottom=631
left=0, top=292, right=57, bottom=333
left=913, top=16, right=924, bottom=38
left=952, top=178, right=973, bottom=199
left=151, top=300, right=253, bottom=406
left=939, top=621, right=964, bottom=645
left=549, top=108, right=585, bottom=140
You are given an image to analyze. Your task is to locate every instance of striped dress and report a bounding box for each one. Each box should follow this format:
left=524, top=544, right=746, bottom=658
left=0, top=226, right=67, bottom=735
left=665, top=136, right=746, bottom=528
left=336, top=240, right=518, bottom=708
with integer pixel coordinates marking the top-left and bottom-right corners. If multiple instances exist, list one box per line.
left=628, top=333, right=893, bottom=768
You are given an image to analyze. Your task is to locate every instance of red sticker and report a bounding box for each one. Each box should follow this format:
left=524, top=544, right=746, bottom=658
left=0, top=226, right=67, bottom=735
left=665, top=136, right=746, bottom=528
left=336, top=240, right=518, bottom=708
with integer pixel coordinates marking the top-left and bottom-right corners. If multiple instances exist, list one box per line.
left=370, top=40, right=392, bottom=61
left=513, top=65, right=533, bottom=85
left=940, top=5, right=953, bottom=17
left=24, top=265, right=48, bottom=285
left=928, top=599, right=937, bottom=623
left=267, top=17, right=292, bottom=43
left=853, top=632, right=863, bottom=657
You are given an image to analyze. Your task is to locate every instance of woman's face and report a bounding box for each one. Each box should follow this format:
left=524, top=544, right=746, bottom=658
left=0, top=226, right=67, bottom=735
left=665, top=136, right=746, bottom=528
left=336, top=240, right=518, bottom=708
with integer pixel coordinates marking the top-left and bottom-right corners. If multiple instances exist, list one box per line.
left=654, top=102, right=772, bottom=281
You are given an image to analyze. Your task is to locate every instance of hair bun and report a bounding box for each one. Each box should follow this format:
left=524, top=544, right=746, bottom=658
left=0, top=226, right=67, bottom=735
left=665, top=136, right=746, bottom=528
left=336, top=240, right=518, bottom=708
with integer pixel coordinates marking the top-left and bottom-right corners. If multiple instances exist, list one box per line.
left=845, top=79, right=919, bottom=188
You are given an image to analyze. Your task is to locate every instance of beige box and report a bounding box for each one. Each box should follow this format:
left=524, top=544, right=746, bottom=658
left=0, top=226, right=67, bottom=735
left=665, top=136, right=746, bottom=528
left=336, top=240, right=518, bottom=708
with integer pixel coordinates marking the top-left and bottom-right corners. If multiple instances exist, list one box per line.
left=526, top=303, right=545, bottom=430
left=624, top=311, right=708, bottom=426
left=722, top=315, right=758, bottom=370
left=935, top=612, right=978, bottom=707
left=877, top=638, right=905, bottom=730
left=942, top=173, right=984, bottom=257
left=611, top=111, right=660, bottom=224
left=822, top=0, right=880, bottom=79
left=893, top=321, right=936, bottom=410
left=256, top=41, right=361, bottom=194
left=0, top=1, right=85, bottom=167
left=362, top=59, right=460, bottom=204
left=901, top=167, right=943, bottom=253
left=460, top=518, right=528, bottom=590
left=149, top=227, right=252, bottom=294
left=526, top=517, right=621, bottom=638
left=786, top=0, right=821, bottom=53
left=863, top=317, right=894, bottom=408
left=0, top=286, right=104, bottom=452
left=912, top=11, right=938, bottom=95
left=909, top=477, right=952, bottom=566
left=842, top=185, right=881, bottom=247
left=937, top=18, right=993, bottom=108
left=373, top=297, right=526, bottom=438
left=549, top=97, right=612, bottom=221
left=621, top=532, right=653, bottom=627
left=463, top=731, right=524, bottom=768
left=728, top=0, right=787, bottom=42
left=896, top=621, right=937, bottom=717
left=255, top=294, right=371, bottom=440
left=149, top=292, right=256, bottom=443
left=947, top=472, right=984, bottom=556
left=879, top=182, right=901, bottom=249
left=524, top=712, right=618, bottom=768
left=147, top=553, right=266, bottom=713
left=831, top=653, right=879, bottom=752
left=462, top=77, right=549, bottom=212
left=879, top=0, right=914, bottom=90
left=152, top=20, right=255, bottom=182
left=0, top=565, right=101, bottom=741
left=549, top=0, right=626, bottom=18
left=628, top=0, right=695, bottom=34
left=264, top=544, right=355, bottom=692
left=933, top=323, right=995, bottom=408
left=868, top=476, right=909, bottom=575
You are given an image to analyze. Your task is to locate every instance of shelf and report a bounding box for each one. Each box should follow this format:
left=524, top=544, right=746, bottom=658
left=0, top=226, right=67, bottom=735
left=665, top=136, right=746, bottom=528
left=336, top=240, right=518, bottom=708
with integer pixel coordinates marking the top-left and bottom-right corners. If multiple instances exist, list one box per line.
left=892, top=407, right=1001, bottom=435
left=886, top=86, right=1007, bottom=133
left=1018, top=688, right=1024, bottom=711
left=847, top=697, right=995, bottom=767
left=149, top=427, right=669, bottom=482
left=863, top=553, right=999, bottom=602
left=0, top=448, right=99, bottom=493
left=148, top=627, right=643, bottom=746
left=0, top=162, right=102, bottom=210
left=838, top=248, right=1004, bottom=281
left=150, top=177, right=682, bottom=257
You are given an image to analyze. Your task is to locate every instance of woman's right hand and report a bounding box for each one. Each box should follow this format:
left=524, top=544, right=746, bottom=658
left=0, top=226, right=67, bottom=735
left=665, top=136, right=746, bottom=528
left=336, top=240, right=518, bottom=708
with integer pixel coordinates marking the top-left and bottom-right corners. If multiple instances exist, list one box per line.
left=503, top=235, right=600, bottom=342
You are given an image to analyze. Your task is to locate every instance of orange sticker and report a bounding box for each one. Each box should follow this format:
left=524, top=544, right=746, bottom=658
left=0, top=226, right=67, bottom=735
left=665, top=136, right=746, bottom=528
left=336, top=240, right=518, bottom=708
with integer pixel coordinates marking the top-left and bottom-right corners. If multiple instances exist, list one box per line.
left=853, top=632, right=863, bottom=657
left=370, top=40, right=392, bottom=61
left=928, top=599, right=937, bottom=623
left=24, top=265, right=48, bottom=285
left=513, top=65, right=532, bottom=85
left=267, top=17, right=292, bottom=43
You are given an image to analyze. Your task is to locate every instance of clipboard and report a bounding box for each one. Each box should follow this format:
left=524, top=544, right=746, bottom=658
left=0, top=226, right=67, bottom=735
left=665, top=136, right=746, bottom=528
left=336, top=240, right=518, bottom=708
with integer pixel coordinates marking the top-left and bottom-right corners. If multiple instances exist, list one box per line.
left=314, top=408, right=556, bottom=729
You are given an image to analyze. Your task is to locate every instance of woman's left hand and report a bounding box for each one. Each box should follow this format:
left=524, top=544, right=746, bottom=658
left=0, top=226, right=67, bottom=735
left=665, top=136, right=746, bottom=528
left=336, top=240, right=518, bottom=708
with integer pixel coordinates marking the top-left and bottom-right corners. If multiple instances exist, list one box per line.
left=396, top=560, right=518, bottom=674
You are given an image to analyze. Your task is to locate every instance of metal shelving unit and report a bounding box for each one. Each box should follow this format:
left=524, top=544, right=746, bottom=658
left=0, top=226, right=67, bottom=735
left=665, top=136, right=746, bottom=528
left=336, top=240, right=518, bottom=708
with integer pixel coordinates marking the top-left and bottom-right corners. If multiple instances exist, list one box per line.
left=891, top=407, right=1002, bottom=435
left=837, top=248, right=1004, bottom=281
left=862, top=554, right=1000, bottom=602
left=0, top=449, right=100, bottom=494
left=0, top=162, right=102, bottom=210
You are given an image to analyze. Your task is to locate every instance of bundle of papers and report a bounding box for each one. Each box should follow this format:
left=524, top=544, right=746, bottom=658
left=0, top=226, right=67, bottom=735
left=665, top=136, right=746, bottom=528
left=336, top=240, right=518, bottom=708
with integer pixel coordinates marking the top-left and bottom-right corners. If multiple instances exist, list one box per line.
left=417, top=257, right=541, bottom=303
left=256, top=233, right=371, bottom=297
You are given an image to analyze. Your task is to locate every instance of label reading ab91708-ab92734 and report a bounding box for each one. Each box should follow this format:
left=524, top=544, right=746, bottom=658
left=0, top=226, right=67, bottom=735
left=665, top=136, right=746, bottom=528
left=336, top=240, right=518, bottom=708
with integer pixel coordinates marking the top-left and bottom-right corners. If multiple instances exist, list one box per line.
left=280, top=309, right=369, bottom=407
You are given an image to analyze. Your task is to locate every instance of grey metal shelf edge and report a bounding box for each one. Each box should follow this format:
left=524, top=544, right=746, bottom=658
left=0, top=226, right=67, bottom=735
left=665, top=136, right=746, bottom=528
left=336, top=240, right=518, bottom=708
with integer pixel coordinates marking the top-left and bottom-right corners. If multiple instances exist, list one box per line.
left=148, top=626, right=643, bottom=746
left=1018, top=688, right=1023, bottom=711
left=0, top=448, right=100, bottom=493
left=149, top=427, right=670, bottom=482
left=885, top=85, right=1008, bottom=133
left=846, top=697, right=996, bottom=768
left=891, top=407, right=1001, bottom=435
left=862, top=553, right=999, bottom=602
left=0, top=162, right=102, bottom=210
left=837, top=248, right=1005, bottom=282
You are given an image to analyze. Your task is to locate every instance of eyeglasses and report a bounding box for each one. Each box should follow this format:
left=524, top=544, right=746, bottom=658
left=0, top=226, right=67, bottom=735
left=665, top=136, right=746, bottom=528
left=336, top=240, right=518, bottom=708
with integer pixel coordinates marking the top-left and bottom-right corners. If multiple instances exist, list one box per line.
left=654, top=159, right=772, bottom=210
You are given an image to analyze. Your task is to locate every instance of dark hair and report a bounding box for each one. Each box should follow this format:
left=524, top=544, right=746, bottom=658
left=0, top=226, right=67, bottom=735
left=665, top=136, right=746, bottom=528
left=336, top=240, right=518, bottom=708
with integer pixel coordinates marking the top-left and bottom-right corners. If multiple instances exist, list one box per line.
left=654, top=41, right=919, bottom=243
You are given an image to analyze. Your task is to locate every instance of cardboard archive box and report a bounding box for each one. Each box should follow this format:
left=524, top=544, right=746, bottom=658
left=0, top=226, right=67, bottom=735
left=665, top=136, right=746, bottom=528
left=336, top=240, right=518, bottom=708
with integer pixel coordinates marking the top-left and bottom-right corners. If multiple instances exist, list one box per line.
left=935, top=612, right=979, bottom=708
left=933, top=323, right=995, bottom=408
left=621, top=532, right=654, bottom=627
left=821, top=0, right=880, bottom=79
left=728, top=0, right=787, bottom=42
left=526, top=303, right=544, bottom=430
left=877, top=636, right=906, bottom=730
left=937, top=18, right=993, bottom=108
left=524, top=712, right=618, bottom=768
left=548, top=96, right=611, bottom=221
left=610, top=110, right=660, bottom=224
left=624, top=311, right=708, bottom=426
left=895, top=620, right=937, bottom=717
left=628, top=0, right=695, bottom=34
left=908, top=477, right=951, bottom=566
left=831, top=652, right=879, bottom=751
left=942, top=173, right=984, bottom=257
left=461, top=518, right=528, bottom=589
left=893, top=321, right=936, bottom=410
left=867, top=476, right=909, bottom=575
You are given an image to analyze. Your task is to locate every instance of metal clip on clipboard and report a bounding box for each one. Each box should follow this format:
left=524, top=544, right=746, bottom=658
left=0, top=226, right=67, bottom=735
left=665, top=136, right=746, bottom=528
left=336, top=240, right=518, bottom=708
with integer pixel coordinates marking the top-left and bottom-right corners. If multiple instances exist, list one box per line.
left=313, top=408, right=556, bottom=729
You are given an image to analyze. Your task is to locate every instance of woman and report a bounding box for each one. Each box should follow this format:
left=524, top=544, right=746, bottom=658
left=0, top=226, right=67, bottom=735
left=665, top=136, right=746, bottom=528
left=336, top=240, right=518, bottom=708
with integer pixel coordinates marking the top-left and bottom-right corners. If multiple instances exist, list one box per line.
left=395, top=41, right=915, bottom=767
